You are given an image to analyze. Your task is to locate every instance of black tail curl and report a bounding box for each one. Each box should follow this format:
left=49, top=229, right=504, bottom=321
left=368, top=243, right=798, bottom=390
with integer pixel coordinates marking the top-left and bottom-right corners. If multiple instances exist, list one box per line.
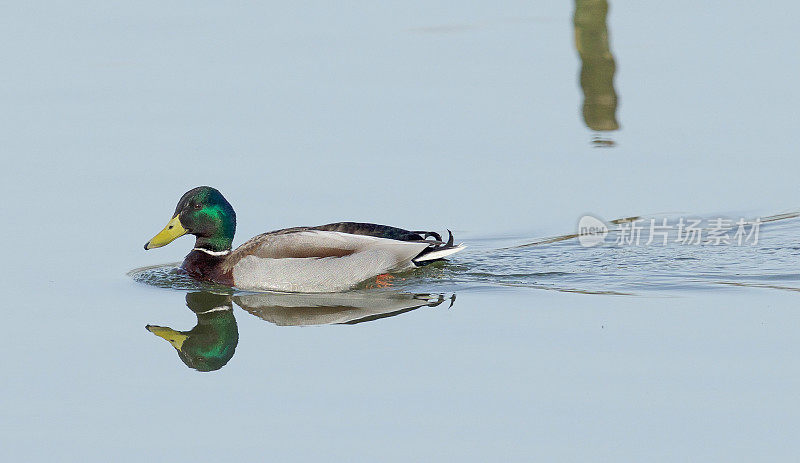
left=411, top=229, right=454, bottom=247
left=412, top=229, right=458, bottom=266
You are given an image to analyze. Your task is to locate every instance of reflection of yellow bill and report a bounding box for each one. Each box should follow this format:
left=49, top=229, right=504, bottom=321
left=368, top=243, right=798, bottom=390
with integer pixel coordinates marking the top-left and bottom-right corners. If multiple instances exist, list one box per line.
left=144, top=215, right=187, bottom=250
left=146, top=325, right=188, bottom=350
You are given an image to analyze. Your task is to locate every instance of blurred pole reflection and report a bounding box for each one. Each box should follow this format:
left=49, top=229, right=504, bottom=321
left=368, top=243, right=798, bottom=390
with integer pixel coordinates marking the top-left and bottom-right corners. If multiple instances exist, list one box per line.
left=574, top=0, right=619, bottom=145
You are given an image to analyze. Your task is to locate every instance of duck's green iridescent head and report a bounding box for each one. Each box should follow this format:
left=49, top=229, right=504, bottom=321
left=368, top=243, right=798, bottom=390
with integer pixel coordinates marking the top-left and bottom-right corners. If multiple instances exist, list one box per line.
left=146, top=291, right=239, bottom=372
left=144, top=186, right=236, bottom=252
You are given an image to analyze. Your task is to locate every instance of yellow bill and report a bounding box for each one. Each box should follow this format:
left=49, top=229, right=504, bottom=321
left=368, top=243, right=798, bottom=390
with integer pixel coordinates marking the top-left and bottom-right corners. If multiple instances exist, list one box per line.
left=146, top=325, right=188, bottom=351
left=144, top=215, right=187, bottom=250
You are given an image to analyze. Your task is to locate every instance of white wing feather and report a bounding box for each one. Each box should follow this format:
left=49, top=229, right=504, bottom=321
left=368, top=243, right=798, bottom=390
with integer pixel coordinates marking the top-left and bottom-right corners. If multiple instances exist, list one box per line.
left=230, top=230, right=429, bottom=292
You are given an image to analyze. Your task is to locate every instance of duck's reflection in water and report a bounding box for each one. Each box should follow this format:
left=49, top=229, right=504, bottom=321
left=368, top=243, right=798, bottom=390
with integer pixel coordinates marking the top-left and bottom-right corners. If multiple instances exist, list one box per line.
left=146, top=292, right=238, bottom=372
left=236, top=292, right=453, bottom=326
left=147, top=290, right=454, bottom=372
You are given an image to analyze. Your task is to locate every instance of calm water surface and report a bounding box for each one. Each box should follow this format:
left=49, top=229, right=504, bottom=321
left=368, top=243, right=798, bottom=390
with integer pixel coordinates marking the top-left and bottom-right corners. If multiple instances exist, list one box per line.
left=4, top=1, right=800, bottom=461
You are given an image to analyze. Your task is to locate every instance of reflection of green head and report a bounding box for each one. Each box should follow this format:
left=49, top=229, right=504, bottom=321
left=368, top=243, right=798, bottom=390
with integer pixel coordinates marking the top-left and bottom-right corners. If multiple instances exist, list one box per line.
left=146, top=291, right=239, bottom=372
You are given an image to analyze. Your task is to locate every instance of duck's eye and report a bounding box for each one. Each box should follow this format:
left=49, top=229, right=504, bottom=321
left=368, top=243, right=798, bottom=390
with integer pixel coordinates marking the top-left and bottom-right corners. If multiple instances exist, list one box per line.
left=194, top=204, right=202, bottom=210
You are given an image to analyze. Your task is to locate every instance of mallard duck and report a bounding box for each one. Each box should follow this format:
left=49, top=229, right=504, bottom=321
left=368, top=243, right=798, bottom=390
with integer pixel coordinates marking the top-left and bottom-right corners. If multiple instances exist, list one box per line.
left=144, top=186, right=464, bottom=292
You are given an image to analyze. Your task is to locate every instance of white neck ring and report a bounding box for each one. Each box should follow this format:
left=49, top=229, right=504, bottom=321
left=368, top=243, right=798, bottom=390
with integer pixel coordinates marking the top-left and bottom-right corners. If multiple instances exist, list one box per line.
left=193, top=247, right=231, bottom=256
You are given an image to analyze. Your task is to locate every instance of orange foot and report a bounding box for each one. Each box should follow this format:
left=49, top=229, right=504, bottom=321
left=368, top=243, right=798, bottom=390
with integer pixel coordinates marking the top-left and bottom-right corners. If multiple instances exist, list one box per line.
left=375, top=273, right=395, bottom=288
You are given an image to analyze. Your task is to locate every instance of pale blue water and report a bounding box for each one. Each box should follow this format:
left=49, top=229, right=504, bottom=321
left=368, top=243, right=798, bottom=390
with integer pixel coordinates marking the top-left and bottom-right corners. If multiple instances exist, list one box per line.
left=4, top=1, right=800, bottom=461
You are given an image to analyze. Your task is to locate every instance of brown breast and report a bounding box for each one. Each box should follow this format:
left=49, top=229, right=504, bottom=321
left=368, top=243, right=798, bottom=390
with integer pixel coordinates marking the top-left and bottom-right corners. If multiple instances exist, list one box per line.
left=181, top=250, right=234, bottom=286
